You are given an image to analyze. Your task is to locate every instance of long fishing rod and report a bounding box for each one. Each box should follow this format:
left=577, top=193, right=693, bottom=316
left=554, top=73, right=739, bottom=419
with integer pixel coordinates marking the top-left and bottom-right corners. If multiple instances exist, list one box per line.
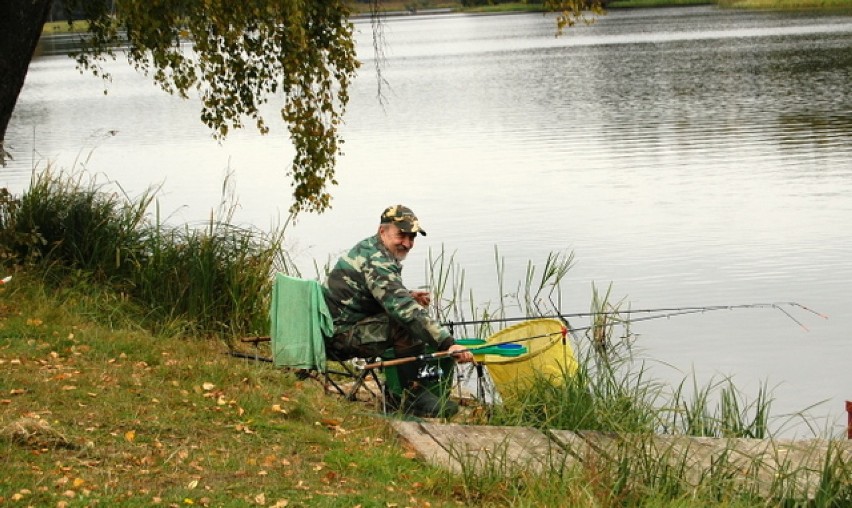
left=442, top=301, right=827, bottom=332
left=362, top=301, right=827, bottom=371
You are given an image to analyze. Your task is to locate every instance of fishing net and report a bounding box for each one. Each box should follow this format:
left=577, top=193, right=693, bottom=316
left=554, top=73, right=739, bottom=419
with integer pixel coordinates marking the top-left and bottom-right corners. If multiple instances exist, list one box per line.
left=478, top=318, right=578, bottom=398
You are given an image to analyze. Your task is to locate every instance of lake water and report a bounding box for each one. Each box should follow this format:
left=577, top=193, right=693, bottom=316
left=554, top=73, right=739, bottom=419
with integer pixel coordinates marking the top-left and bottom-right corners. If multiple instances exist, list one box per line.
left=5, top=6, right=852, bottom=437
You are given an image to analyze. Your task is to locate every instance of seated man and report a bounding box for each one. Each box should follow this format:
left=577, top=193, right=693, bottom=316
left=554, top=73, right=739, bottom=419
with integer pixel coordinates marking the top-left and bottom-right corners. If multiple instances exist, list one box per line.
left=323, top=204, right=473, bottom=418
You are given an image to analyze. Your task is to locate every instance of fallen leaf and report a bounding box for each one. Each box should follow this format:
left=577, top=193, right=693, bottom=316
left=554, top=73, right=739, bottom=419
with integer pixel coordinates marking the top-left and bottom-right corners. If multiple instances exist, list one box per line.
left=202, top=382, right=215, bottom=391
left=254, top=492, right=266, bottom=505
left=188, top=479, right=199, bottom=489
left=10, top=389, right=26, bottom=395
left=124, top=430, right=136, bottom=442
left=235, top=424, right=255, bottom=434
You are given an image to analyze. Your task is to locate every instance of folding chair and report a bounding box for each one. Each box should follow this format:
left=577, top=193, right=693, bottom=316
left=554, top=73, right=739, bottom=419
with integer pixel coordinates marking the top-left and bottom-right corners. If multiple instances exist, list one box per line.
left=240, top=273, right=383, bottom=402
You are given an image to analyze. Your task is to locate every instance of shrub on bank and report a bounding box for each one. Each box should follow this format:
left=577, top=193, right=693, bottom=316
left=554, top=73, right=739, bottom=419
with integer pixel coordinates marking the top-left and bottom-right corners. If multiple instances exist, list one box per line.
left=0, top=168, right=291, bottom=340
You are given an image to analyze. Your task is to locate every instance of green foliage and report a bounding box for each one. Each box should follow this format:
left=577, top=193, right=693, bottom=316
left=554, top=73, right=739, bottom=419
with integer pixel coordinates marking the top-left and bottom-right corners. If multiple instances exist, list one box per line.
left=0, top=169, right=292, bottom=339
left=0, top=188, right=44, bottom=267
left=69, top=0, right=359, bottom=216
left=10, top=167, right=152, bottom=282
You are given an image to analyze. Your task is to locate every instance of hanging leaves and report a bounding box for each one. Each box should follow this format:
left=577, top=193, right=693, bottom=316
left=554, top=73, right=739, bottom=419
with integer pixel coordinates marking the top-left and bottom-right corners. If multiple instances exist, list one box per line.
left=543, top=0, right=605, bottom=35
left=72, top=0, right=359, bottom=215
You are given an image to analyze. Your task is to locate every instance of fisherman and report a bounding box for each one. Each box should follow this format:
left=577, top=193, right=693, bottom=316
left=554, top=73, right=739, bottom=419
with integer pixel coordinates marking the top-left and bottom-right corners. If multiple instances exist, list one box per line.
left=323, top=204, right=473, bottom=418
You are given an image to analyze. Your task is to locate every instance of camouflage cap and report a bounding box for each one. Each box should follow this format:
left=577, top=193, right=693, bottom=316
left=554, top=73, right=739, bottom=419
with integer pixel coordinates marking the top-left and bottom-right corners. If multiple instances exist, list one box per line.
left=380, top=205, right=427, bottom=236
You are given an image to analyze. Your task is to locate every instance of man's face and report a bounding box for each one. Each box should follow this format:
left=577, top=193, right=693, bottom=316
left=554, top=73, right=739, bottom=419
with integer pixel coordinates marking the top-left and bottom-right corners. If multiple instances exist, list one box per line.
left=379, top=224, right=416, bottom=261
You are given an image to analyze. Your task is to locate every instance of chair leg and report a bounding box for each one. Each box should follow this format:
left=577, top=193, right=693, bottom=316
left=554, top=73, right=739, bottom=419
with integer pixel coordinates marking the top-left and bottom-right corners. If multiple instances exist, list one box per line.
left=323, top=356, right=384, bottom=402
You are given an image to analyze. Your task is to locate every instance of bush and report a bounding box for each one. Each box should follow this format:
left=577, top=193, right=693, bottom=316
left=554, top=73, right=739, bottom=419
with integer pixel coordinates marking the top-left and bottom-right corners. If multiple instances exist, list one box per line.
left=0, top=168, right=292, bottom=339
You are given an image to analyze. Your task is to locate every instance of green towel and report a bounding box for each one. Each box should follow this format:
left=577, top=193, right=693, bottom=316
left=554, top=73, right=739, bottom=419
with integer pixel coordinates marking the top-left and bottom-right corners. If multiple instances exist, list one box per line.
left=270, top=273, right=334, bottom=371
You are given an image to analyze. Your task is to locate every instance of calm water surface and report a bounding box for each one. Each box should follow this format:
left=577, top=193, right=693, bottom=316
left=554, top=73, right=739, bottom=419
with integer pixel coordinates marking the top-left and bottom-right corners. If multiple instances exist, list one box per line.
left=6, top=7, right=852, bottom=436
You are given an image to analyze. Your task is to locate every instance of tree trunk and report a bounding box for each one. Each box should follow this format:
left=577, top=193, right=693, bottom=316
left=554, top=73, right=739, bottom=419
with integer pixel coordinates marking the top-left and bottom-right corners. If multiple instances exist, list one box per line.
left=0, top=0, right=54, bottom=164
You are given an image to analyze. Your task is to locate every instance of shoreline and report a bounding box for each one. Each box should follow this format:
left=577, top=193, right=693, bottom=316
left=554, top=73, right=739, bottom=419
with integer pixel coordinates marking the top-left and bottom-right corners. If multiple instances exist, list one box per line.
left=43, top=1, right=852, bottom=34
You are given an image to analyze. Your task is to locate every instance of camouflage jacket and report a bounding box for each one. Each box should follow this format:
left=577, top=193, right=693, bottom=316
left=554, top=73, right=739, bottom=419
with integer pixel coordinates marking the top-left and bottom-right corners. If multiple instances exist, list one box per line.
left=322, top=234, right=451, bottom=348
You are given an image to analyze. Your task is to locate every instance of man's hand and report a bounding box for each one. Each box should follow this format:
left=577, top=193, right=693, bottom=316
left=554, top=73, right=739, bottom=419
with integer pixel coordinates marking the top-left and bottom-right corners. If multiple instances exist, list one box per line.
left=448, top=344, right=473, bottom=363
left=410, top=290, right=431, bottom=307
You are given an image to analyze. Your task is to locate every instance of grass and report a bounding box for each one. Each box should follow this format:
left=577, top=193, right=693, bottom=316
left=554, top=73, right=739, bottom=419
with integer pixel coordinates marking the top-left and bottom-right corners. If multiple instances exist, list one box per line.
left=2, top=169, right=851, bottom=506
left=0, top=279, right=462, bottom=507
left=5, top=166, right=286, bottom=340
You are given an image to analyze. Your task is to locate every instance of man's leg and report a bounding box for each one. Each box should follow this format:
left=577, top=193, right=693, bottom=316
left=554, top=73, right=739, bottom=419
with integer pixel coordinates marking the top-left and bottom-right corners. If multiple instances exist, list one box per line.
left=389, top=321, right=458, bottom=418
left=326, top=316, right=392, bottom=359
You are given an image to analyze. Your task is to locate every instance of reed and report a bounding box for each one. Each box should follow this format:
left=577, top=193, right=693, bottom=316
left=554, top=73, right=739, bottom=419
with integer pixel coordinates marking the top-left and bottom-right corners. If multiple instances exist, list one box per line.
left=430, top=252, right=850, bottom=505
left=8, top=166, right=153, bottom=283
left=0, top=168, right=290, bottom=340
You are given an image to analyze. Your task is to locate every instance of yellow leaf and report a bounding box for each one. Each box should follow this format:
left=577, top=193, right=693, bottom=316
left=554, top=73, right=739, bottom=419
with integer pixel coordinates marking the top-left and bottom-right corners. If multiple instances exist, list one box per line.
left=125, top=430, right=136, bottom=442
left=72, top=478, right=85, bottom=488
left=202, top=382, right=215, bottom=391
left=188, top=479, right=199, bottom=489
left=184, top=498, right=194, bottom=505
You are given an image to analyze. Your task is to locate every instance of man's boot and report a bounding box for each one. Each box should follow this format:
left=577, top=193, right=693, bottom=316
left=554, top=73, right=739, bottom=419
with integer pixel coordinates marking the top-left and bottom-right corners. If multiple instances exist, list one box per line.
left=394, top=360, right=458, bottom=419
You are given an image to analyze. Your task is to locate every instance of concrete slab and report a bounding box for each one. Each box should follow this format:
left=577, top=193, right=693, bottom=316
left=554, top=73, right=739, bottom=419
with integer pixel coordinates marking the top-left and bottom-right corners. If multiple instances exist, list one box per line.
left=391, top=421, right=568, bottom=475
left=392, top=422, right=852, bottom=498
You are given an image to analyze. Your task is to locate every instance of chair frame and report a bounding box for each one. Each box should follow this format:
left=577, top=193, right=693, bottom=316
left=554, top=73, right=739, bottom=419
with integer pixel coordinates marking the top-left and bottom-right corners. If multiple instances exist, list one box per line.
left=236, top=336, right=384, bottom=402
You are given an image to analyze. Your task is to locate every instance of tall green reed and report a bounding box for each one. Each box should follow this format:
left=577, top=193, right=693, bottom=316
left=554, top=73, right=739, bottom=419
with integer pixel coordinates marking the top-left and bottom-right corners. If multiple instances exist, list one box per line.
left=432, top=251, right=849, bottom=505
left=9, top=166, right=153, bottom=282
left=0, top=167, right=292, bottom=339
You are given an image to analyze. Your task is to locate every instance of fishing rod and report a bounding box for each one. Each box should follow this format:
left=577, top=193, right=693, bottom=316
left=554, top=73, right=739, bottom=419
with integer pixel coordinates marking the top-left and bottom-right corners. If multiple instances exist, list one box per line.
left=358, top=328, right=568, bottom=371
left=361, top=301, right=827, bottom=371
left=442, top=302, right=827, bottom=333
